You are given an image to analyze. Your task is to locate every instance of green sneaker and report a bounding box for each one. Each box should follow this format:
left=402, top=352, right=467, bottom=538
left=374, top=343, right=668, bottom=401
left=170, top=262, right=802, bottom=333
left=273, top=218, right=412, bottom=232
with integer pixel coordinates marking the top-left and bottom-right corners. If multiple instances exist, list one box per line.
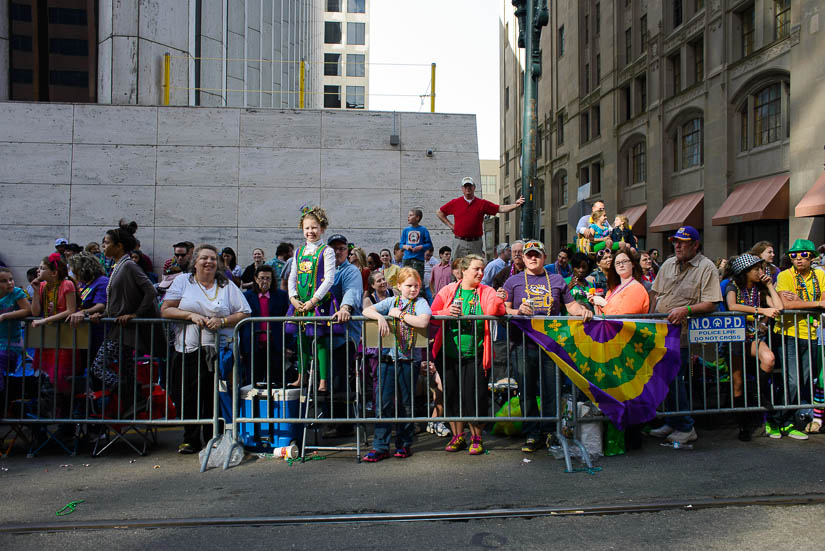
left=782, top=424, right=809, bottom=440
left=765, top=423, right=782, bottom=439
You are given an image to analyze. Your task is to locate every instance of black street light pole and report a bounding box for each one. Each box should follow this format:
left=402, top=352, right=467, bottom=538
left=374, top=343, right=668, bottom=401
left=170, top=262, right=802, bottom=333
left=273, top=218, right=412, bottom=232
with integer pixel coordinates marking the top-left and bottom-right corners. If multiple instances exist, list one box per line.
left=512, top=0, right=548, bottom=239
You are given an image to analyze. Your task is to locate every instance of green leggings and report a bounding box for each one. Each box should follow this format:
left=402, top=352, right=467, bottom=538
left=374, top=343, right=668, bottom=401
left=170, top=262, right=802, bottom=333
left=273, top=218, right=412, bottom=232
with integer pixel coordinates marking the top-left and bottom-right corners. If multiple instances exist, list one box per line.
left=297, top=332, right=330, bottom=382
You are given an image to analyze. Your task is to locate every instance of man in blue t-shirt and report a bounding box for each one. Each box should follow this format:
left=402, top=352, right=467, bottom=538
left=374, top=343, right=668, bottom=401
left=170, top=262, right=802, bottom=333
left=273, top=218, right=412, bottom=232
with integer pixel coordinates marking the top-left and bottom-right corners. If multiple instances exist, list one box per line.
left=400, top=209, right=434, bottom=281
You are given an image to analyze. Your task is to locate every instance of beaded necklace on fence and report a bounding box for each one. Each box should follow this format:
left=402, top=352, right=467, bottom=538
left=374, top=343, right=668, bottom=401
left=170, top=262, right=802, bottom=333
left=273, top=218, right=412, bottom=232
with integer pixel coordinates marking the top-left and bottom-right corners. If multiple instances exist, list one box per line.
left=393, top=296, right=417, bottom=355
left=793, top=267, right=820, bottom=302
left=43, top=282, right=59, bottom=316
left=793, top=267, right=820, bottom=327
left=523, top=269, right=553, bottom=315
left=105, top=255, right=130, bottom=310
left=734, top=282, right=759, bottom=309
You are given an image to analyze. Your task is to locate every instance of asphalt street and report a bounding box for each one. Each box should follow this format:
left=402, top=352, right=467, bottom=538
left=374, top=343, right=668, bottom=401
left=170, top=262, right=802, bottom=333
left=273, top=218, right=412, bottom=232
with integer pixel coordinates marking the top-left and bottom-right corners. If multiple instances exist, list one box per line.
left=2, top=425, right=825, bottom=548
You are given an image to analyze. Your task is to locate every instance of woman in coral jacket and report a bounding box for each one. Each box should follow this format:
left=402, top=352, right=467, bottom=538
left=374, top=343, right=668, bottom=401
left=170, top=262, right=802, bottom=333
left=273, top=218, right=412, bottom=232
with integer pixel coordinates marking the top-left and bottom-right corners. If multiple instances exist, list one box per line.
left=431, top=254, right=505, bottom=456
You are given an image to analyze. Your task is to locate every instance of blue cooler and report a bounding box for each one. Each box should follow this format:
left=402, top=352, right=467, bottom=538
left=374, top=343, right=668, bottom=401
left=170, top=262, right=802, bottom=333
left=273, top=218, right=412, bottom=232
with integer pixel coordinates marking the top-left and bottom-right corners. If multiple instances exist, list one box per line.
left=238, top=385, right=301, bottom=451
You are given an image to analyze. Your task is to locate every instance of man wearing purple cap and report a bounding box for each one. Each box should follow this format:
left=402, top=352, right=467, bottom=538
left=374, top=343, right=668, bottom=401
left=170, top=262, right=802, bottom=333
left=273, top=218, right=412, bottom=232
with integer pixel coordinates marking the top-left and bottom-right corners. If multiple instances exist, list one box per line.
left=648, top=226, right=722, bottom=444
left=436, top=177, right=525, bottom=258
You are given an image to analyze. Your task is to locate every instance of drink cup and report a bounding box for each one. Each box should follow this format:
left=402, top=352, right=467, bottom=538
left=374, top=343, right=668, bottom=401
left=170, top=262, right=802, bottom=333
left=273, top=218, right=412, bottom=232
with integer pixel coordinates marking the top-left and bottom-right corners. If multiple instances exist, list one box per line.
left=273, top=444, right=298, bottom=459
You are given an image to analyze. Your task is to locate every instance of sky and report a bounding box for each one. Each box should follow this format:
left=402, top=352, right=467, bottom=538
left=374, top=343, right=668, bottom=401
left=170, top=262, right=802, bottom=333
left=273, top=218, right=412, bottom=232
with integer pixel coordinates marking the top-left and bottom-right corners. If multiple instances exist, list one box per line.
left=368, top=0, right=500, bottom=160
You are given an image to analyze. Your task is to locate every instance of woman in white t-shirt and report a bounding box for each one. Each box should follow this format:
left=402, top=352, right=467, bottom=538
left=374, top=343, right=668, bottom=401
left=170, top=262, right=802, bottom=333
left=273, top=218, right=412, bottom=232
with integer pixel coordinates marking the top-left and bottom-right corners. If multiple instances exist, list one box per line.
left=162, top=244, right=251, bottom=454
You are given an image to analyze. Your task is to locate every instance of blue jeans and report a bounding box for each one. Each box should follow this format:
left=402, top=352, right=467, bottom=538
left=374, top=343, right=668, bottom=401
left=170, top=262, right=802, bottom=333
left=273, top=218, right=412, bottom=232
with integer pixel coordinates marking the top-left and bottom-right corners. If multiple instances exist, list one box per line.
left=663, top=348, right=694, bottom=432
left=769, top=336, right=822, bottom=426
left=372, top=360, right=417, bottom=452
left=512, top=343, right=557, bottom=438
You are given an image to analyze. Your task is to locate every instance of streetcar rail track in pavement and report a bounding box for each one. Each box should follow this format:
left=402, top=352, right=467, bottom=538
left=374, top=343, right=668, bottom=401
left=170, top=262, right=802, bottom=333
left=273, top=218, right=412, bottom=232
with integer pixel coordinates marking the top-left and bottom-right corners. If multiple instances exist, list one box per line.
left=4, top=494, right=825, bottom=534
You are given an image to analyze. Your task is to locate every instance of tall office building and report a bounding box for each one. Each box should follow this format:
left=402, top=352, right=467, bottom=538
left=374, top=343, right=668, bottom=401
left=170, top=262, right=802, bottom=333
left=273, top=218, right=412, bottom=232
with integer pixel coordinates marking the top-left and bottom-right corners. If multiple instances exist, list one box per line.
left=2, top=0, right=323, bottom=108
left=321, top=0, right=369, bottom=109
left=499, top=0, right=825, bottom=257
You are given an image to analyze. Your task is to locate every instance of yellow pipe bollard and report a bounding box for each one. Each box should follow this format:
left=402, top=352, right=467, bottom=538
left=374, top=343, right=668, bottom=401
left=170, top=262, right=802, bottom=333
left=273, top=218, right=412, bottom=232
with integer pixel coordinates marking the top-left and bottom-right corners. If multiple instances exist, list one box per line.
left=163, top=53, right=170, bottom=106
left=430, top=62, right=436, bottom=113
left=299, top=60, right=305, bottom=109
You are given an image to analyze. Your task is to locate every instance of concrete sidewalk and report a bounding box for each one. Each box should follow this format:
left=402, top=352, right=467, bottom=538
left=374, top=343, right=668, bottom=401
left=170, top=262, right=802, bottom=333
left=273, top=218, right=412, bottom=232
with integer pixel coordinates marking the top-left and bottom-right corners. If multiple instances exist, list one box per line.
left=2, top=424, right=825, bottom=528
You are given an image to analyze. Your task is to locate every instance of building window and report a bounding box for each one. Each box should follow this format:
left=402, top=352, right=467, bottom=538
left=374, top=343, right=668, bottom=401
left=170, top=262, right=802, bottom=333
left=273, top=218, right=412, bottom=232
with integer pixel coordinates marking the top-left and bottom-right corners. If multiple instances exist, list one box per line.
left=692, top=37, right=703, bottom=84
left=326, top=0, right=341, bottom=12
left=591, top=162, right=601, bottom=194
left=632, top=142, right=646, bottom=184
left=739, top=103, right=748, bottom=152
left=681, top=118, right=703, bottom=169
left=754, top=83, right=781, bottom=146
left=584, top=63, right=590, bottom=94
left=347, top=22, right=365, bottom=45
left=696, top=0, right=704, bottom=10
left=346, top=85, right=365, bottom=109
left=505, top=86, right=509, bottom=110
left=636, top=74, right=647, bottom=113
left=324, top=53, right=341, bottom=76
left=622, top=85, right=631, bottom=121
left=670, top=52, right=681, bottom=95
left=10, top=1, right=97, bottom=102
left=558, top=25, right=565, bottom=56
left=581, top=111, right=590, bottom=144
left=593, top=104, right=601, bottom=137
left=560, top=174, right=568, bottom=205
left=742, top=6, right=755, bottom=56
left=324, top=21, right=342, bottom=44
left=347, top=54, right=365, bottom=77
left=595, top=3, right=600, bottom=35
left=536, top=127, right=543, bottom=158
left=595, top=54, right=601, bottom=83
left=640, top=15, right=648, bottom=53
left=674, top=0, right=683, bottom=28
left=581, top=166, right=590, bottom=190
left=557, top=113, right=565, bottom=145
left=774, top=0, right=790, bottom=40
left=584, top=14, right=589, bottom=44
left=324, top=85, right=341, bottom=108
left=347, top=0, right=366, bottom=13
left=505, top=151, right=510, bottom=176
left=625, top=28, right=632, bottom=65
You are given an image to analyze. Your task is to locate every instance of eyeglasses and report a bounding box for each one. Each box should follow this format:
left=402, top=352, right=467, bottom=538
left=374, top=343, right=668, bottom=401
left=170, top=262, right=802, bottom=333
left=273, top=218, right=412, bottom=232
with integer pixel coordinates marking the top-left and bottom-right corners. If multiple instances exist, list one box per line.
left=596, top=250, right=611, bottom=259
left=174, top=253, right=187, bottom=258
left=523, top=241, right=543, bottom=250
left=789, top=252, right=812, bottom=259
left=614, top=260, right=632, bottom=267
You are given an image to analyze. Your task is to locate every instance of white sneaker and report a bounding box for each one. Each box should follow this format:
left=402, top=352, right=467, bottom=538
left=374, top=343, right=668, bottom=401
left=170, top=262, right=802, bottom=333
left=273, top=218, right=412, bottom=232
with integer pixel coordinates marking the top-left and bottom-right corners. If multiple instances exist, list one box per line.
left=435, top=422, right=451, bottom=437
left=648, top=425, right=674, bottom=438
left=667, top=428, right=698, bottom=444
left=426, top=422, right=435, bottom=434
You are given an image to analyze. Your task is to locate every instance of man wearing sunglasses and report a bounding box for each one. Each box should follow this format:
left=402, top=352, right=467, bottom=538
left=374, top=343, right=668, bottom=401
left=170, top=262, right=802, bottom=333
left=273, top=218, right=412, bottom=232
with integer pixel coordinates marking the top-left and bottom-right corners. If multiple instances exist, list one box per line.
left=766, top=239, right=825, bottom=439
left=501, top=240, right=593, bottom=453
left=163, top=241, right=194, bottom=274
left=648, top=226, right=722, bottom=445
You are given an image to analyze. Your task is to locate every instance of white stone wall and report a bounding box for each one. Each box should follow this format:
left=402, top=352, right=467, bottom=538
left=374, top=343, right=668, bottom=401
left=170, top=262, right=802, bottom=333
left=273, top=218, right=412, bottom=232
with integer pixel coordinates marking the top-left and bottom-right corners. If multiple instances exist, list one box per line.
left=0, top=103, right=480, bottom=282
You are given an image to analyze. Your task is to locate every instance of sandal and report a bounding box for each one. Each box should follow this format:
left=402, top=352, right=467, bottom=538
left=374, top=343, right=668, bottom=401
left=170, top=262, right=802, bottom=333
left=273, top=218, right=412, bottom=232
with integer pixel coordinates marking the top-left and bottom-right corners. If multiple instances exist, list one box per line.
left=805, top=420, right=822, bottom=434
left=362, top=449, right=390, bottom=462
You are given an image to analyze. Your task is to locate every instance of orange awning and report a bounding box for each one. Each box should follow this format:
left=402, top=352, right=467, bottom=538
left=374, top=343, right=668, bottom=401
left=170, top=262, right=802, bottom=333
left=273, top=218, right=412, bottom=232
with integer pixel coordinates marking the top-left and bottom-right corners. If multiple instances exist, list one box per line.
left=796, top=171, right=825, bottom=217
left=649, top=192, right=704, bottom=232
left=712, top=174, right=789, bottom=225
left=620, top=204, right=647, bottom=235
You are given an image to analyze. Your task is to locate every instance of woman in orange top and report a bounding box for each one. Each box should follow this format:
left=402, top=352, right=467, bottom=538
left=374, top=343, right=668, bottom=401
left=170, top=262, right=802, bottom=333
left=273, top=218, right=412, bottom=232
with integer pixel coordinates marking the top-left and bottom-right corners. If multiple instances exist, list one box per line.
left=588, top=251, right=649, bottom=315
left=431, top=254, right=506, bottom=455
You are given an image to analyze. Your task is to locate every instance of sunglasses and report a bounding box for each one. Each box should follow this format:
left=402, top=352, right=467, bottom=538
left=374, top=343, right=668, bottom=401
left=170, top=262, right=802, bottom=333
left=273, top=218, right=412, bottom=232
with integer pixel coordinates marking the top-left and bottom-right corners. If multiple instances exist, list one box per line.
left=596, top=250, right=611, bottom=258
left=174, top=253, right=187, bottom=257
left=789, top=251, right=812, bottom=259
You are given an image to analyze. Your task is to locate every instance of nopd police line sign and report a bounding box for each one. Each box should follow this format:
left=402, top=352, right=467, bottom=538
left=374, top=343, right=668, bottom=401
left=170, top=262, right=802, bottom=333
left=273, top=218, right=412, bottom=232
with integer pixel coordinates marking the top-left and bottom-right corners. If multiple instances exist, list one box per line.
left=688, top=316, right=746, bottom=344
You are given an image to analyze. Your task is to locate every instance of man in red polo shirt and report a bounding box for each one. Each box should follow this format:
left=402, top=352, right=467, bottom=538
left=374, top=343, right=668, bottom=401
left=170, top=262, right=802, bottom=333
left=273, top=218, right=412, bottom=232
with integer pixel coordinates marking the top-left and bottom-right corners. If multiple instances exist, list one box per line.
left=436, top=176, right=525, bottom=258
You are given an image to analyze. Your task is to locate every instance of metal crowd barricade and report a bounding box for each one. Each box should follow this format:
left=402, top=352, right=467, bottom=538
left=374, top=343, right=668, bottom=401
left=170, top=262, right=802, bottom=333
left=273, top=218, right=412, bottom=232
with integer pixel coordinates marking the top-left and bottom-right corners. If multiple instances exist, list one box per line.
left=4, top=308, right=821, bottom=469
left=0, top=317, right=219, bottom=460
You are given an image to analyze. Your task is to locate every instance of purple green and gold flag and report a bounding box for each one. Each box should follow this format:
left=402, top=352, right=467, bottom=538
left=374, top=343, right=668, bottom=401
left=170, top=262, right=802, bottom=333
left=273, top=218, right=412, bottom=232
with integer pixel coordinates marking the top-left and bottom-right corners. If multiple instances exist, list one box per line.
left=511, top=317, right=681, bottom=429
